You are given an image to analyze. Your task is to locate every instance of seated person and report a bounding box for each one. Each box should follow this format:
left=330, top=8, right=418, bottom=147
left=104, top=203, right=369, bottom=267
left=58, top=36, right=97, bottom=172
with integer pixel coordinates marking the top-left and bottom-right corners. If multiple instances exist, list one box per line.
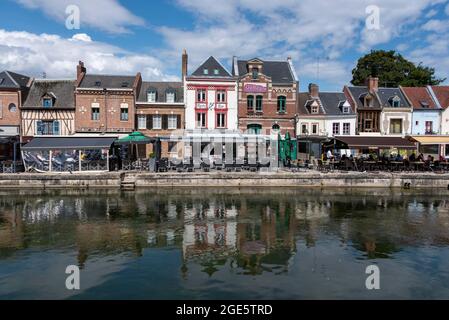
left=409, top=153, right=416, bottom=162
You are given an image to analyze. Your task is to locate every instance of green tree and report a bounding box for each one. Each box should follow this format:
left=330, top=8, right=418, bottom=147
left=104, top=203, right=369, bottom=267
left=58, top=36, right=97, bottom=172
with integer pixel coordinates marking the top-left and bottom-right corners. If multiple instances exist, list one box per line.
left=351, top=50, right=445, bottom=87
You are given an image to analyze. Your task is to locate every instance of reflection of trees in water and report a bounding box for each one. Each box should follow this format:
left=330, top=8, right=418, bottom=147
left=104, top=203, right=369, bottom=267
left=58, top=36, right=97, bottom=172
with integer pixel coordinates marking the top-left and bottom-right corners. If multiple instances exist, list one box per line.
left=1, top=189, right=449, bottom=274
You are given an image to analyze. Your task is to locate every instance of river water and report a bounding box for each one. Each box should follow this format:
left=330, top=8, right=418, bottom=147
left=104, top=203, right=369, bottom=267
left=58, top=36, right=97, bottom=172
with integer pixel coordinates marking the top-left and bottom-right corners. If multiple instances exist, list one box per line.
left=1, top=188, right=449, bottom=299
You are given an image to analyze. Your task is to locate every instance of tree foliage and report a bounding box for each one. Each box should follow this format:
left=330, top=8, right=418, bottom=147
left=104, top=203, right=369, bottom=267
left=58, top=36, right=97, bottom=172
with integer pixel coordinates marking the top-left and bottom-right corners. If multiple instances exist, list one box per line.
left=351, top=50, right=445, bottom=87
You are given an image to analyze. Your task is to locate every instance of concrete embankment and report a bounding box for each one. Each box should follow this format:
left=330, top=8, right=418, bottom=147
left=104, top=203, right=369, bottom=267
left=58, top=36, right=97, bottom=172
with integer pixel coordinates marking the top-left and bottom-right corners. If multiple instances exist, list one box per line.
left=0, top=171, right=449, bottom=189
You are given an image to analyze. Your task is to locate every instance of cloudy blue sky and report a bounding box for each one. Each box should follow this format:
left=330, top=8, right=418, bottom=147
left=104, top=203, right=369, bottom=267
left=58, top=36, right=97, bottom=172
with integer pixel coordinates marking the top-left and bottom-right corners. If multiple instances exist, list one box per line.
left=0, top=0, right=448, bottom=91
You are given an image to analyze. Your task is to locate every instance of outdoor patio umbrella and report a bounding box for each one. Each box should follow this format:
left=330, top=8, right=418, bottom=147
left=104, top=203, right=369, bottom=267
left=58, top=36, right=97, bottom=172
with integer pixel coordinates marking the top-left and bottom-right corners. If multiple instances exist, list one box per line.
left=116, top=131, right=153, bottom=159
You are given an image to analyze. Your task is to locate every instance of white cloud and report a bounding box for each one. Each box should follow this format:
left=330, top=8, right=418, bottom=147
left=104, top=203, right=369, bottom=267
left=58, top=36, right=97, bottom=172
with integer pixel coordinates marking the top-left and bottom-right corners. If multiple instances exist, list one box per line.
left=422, top=19, right=449, bottom=32
left=15, top=0, right=144, bottom=33
left=0, top=29, right=178, bottom=81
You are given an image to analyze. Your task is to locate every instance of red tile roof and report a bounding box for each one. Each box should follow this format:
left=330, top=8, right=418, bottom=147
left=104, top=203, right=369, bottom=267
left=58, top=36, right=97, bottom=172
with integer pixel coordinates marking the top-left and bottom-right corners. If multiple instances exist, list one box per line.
left=401, top=87, right=437, bottom=110
left=430, top=86, right=449, bottom=110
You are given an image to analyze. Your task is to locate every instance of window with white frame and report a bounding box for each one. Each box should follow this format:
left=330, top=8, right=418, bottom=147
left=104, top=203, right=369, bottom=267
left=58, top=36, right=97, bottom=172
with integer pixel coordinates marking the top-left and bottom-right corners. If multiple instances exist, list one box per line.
left=216, top=113, right=226, bottom=128
left=197, top=89, right=206, bottom=102
left=332, top=123, right=340, bottom=135
left=147, top=90, right=157, bottom=102
left=343, top=123, right=350, bottom=135
left=301, top=123, right=308, bottom=134
left=217, top=90, right=226, bottom=103
left=120, top=104, right=129, bottom=121
left=196, top=112, right=206, bottom=128
left=168, top=115, right=177, bottom=129
left=137, top=115, right=146, bottom=129
left=166, top=92, right=175, bottom=103
left=153, top=114, right=162, bottom=129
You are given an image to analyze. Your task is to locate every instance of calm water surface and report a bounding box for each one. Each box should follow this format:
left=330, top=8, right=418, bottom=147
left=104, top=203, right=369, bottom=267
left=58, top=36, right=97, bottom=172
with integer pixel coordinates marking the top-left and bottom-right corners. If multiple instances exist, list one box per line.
left=1, top=188, right=449, bottom=299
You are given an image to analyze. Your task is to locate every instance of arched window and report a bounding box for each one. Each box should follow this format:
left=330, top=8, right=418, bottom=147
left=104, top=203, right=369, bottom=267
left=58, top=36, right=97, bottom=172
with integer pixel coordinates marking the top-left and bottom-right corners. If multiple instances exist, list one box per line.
left=247, top=124, right=262, bottom=134
left=247, top=95, right=254, bottom=112
left=256, top=96, right=263, bottom=112
left=166, top=89, right=176, bottom=103
left=272, top=123, right=280, bottom=132
left=8, top=103, right=17, bottom=112
left=277, top=96, right=286, bottom=113
left=147, top=89, right=157, bottom=102
left=252, top=67, right=259, bottom=79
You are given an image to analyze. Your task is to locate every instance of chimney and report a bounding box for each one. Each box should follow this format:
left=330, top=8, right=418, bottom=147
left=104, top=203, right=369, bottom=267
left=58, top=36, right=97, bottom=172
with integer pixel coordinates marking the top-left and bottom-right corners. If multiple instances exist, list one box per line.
left=182, top=49, right=188, bottom=80
left=308, top=83, right=319, bottom=98
left=366, top=76, right=379, bottom=93
left=76, top=61, right=86, bottom=86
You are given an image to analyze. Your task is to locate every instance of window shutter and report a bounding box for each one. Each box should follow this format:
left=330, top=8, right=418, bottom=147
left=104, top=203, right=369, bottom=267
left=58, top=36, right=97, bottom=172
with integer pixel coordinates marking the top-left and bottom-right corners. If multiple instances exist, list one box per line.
left=36, top=120, right=42, bottom=135
left=135, top=114, right=138, bottom=130
left=147, top=115, right=153, bottom=130
left=177, top=115, right=181, bottom=129
left=53, top=121, right=60, bottom=135
left=162, top=115, right=168, bottom=130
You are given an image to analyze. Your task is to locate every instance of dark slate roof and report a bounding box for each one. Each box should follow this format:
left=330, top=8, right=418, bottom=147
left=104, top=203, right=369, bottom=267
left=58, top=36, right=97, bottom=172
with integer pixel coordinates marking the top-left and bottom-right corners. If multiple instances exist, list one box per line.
left=190, top=56, right=232, bottom=78
left=236, top=59, right=295, bottom=84
left=137, top=81, right=183, bottom=103
left=0, top=71, right=30, bottom=89
left=23, top=80, right=76, bottom=109
left=78, top=74, right=136, bottom=89
left=297, top=93, right=324, bottom=115
left=346, top=86, right=381, bottom=109
left=22, top=136, right=116, bottom=150
left=377, top=87, right=410, bottom=108
left=319, top=92, right=355, bottom=116
left=298, top=92, right=355, bottom=116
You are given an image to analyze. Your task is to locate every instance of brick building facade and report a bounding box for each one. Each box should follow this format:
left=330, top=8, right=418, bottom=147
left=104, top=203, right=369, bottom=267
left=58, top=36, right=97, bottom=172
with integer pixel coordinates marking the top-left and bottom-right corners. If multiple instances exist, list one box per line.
left=233, top=58, right=298, bottom=136
left=74, top=61, right=140, bottom=134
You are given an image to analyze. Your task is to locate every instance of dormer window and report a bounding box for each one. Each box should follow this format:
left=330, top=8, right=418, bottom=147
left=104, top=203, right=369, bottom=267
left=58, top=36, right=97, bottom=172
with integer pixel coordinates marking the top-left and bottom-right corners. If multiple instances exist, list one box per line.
left=203, top=69, right=209, bottom=75
left=214, top=69, right=219, bottom=75
left=311, top=101, right=319, bottom=114
left=389, top=96, right=401, bottom=107
left=43, top=97, right=53, bottom=108
left=252, top=67, right=259, bottom=79
left=341, top=101, right=351, bottom=113
left=147, top=89, right=157, bottom=102
left=166, top=91, right=175, bottom=103
left=0, top=78, right=4, bottom=85
left=94, top=81, right=101, bottom=87
left=364, top=95, right=374, bottom=107
left=420, top=101, right=429, bottom=108
left=121, top=82, right=129, bottom=88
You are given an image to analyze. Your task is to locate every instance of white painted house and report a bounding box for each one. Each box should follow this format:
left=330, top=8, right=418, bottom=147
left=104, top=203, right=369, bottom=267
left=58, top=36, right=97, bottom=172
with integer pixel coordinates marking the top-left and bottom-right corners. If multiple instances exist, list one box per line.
left=184, top=56, right=238, bottom=131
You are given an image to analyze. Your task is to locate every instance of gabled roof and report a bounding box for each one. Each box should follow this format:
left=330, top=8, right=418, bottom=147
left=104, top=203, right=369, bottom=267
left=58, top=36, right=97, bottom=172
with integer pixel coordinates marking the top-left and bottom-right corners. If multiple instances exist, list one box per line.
left=298, top=92, right=355, bottom=116
left=0, top=71, right=30, bottom=89
left=235, top=59, right=295, bottom=84
left=23, top=79, right=76, bottom=109
left=319, top=92, right=355, bottom=116
left=297, top=93, right=325, bottom=115
left=137, top=81, right=184, bottom=103
left=190, top=56, right=232, bottom=78
left=401, top=87, right=438, bottom=110
left=345, top=86, right=381, bottom=109
left=377, top=87, right=410, bottom=108
left=78, top=74, right=136, bottom=89
left=430, top=86, right=449, bottom=109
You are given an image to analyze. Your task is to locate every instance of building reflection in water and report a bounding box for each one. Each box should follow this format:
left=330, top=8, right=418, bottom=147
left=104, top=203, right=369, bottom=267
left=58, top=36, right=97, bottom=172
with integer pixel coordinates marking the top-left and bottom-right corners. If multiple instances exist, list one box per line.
left=1, top=189, right=449, bottom=278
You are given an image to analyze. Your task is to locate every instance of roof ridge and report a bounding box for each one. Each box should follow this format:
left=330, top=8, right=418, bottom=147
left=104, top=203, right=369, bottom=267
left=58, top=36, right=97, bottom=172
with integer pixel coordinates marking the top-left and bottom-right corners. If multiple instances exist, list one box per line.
left=4, top=71, right=19, bottom=87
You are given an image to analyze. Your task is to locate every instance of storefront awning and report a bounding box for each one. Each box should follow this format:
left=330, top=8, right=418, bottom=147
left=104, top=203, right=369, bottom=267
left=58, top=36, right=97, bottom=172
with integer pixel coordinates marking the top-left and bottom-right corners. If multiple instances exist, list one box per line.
left=407, top=136, right=449, bottom=145
left=22, top=136, right=117, bottom=151
left=334, top=136, right=416, bottom=149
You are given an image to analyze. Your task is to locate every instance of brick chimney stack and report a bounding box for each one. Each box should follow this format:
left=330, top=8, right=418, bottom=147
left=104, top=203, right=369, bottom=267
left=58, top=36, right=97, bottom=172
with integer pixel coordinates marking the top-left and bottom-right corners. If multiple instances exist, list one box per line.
left=309, top=83, right=319, bottom=99
left=182, top=49, right=188, bottom=80
left=76, top=61, right=86, bottom=86
left=366, top=76, right=379, bottom=93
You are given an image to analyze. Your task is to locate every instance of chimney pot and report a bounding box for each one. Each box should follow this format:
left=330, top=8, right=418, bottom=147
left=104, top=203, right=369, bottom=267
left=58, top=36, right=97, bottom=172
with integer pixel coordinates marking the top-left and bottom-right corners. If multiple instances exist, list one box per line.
left=308, top=83, right=319, bottom=98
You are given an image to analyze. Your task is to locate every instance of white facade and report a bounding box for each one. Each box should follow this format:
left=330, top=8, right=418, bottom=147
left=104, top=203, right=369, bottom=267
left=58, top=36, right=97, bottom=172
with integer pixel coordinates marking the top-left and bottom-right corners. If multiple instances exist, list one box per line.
left=185, top=79, right=238, bottom=131
left=381, top=109, right=413, bottom=136
left=324, top=117, right=357, bottom=137
left=441, top=108, right=449, bottom=135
